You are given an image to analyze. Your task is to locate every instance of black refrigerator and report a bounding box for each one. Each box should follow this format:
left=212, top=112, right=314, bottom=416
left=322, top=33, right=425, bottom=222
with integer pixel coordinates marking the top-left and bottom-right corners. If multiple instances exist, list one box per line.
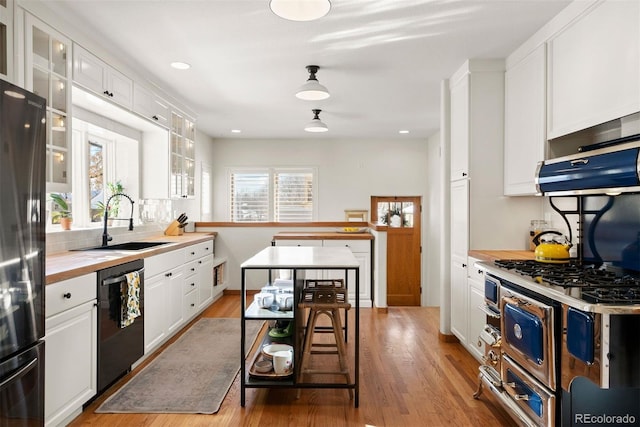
left=0, top=79, right=47, bottom=425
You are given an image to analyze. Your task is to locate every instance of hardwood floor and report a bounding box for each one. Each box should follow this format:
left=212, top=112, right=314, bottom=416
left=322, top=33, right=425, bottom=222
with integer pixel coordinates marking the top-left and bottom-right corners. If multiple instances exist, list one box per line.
left=69, top=295, right=514, bottom=426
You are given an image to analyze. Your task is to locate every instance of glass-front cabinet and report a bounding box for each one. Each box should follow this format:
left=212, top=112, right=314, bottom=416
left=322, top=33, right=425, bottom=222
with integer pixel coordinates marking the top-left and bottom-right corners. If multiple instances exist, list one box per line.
left=170, top=111, right=195, bottom=199
left=0, top=0, right=13, bottom=81
left=24, top=13, right=72, bottom=192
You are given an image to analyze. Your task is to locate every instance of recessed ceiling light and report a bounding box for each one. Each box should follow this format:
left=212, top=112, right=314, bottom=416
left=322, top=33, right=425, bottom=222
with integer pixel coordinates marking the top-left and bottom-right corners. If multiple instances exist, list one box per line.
left=171, top=62, right=191, bottom=70
left=231, top=129, right=242, bottom=133
left=399, top=130, right=410, bottom=134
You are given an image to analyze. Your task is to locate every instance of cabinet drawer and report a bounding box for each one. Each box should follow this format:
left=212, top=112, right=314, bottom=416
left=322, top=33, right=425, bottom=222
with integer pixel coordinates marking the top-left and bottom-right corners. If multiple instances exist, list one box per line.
left=467, top=256, right=484, bottom=283
left=184, top=259, right=198, bottom=278
left=184, top=289, right=198, bottom=318
left=323, top=239, right=370, bottom=253
left=274, top=239, right=322, bottom=247
left=146, top=248, right=184, bottom=277
left=184, top=240, right=214, bottom=261
left=46, top=273, right=97, bottom=318
left=183, top=273, right=198, bottom=295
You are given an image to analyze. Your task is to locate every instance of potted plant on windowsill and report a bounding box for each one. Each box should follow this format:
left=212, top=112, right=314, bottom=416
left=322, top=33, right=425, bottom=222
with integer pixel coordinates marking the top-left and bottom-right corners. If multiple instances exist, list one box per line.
left=51, top=193, right=72, bottom=230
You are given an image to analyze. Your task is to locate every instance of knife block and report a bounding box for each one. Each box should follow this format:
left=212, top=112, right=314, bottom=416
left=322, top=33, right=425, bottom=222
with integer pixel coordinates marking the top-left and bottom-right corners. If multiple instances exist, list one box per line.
left=164, top=220, right=183, bottom=236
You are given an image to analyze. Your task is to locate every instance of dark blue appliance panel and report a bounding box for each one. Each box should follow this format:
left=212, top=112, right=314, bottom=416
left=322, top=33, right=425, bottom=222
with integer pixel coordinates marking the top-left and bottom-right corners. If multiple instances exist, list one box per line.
left=566, top=307, right=594, bottom=365
left=485, top=276, right=498, bottom=305
left=538, top=147, right=640, bottom=193
left=504, top=303, right=544, bottom=365
left=506, top=368, right=544, bottom=417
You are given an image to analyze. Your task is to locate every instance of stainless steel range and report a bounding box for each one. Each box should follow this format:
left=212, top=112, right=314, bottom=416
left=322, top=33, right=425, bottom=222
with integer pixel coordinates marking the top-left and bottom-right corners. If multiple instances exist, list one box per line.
left=474, top=259, right=640, bottom=427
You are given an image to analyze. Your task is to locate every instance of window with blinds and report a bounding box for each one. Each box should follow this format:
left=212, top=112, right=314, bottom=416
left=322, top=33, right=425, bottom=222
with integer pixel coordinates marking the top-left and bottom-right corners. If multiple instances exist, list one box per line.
left=229, top=168, right=316, bottom=222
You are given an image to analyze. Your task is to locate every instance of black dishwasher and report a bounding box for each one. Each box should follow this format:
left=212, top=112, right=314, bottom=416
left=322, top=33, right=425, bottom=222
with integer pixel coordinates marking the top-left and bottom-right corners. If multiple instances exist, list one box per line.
left=97, top=259, right=144, bottom=394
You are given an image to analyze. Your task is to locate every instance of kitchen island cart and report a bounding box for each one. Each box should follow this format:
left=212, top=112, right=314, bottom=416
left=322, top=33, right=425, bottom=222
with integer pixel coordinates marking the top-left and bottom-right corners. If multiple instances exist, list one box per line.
left=240, top=246, right=361, bottom=407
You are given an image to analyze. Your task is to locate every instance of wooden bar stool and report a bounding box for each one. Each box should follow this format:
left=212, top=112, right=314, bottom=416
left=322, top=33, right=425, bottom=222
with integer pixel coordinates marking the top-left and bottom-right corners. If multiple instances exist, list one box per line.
left=297, top=287, right=352, bottom=399
left=303, top=279, right=348, bottom=340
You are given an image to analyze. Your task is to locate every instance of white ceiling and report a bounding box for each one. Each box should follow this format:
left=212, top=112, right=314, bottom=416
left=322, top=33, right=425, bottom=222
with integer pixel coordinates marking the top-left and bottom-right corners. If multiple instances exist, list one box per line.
left=48, top=0, right=572, bottom=140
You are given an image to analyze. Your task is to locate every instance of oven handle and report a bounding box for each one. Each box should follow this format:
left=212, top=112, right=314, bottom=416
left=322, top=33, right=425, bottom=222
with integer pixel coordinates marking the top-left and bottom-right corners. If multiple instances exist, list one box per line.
left=478, top=304, right=500, bottom=318
left=101, top=267, right=145, bottom=286
left=505, top=382, right=530, bottom=401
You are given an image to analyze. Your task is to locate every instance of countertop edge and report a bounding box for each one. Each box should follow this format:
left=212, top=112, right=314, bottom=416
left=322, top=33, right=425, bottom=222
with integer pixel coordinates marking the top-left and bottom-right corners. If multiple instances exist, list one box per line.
left=468, top=249, right=536, bottom=262
left=273, top=231, right=373, bottom=240
left=46, top=232, right=217, bottom=284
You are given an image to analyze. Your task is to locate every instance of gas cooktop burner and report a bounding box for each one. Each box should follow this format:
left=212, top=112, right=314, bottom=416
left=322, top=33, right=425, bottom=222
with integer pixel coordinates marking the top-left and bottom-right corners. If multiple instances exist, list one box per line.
left=493, top=259, right=640, bottom=304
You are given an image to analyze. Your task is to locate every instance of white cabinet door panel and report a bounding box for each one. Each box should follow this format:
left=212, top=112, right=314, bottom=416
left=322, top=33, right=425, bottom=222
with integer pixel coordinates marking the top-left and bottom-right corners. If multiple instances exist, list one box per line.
left=548, top=1, right=640, bottom=138
left=504, top=44, right=546, bottom=195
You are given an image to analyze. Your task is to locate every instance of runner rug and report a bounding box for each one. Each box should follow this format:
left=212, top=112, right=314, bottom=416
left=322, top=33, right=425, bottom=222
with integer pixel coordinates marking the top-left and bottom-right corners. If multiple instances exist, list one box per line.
left=96, top=318, right=263, bottom=414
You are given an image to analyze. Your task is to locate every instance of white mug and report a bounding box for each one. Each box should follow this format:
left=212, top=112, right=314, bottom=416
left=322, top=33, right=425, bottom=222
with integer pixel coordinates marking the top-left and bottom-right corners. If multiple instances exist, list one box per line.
left=276, top=294, right=293, bottom=311
left=254, top=292, right=274, bottom=309
left=273, top=350, right=293, bottom=375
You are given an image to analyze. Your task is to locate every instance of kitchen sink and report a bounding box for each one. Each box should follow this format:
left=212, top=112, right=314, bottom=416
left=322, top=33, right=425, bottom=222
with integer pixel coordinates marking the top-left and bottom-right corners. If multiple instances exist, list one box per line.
left=73, top=241, right=171, bottom=251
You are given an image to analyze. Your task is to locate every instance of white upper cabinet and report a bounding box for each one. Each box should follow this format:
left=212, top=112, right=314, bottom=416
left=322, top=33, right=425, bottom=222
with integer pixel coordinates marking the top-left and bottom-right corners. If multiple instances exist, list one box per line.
left=170, top=111, right=196, bottom=199
left=133, top=83, right=170, bottom=127
left=449, top=72, right=470, bottom=181
left=73, top=44, right=133, bottom=109
left=547, top=0, right=640, bottom=139
left=0, top=0, right=13, bottom=82
left=24, top=13, right=72, bottom=193
left=504, top=44, right=546, bottom=196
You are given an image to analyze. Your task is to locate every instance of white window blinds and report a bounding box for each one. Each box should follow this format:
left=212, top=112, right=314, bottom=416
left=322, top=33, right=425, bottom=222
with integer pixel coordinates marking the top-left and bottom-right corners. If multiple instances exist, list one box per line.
left=274, top=171, right=313, bottom=222
left=229, top=168, right=316, bottom=222
left=230, top=172, right=269, bottom=222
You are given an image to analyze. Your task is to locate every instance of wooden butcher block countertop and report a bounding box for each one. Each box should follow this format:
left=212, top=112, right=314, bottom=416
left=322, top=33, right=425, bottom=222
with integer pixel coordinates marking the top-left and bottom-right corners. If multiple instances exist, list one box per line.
left=273, top=231, right=373, bottom=240
left=45, top=232, right=216, bottom=284
left=468, top=250, right=536, bottom=263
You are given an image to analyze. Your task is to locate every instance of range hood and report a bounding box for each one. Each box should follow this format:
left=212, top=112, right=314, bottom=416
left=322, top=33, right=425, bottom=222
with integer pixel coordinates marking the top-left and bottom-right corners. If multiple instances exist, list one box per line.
left=535, top=137, right=640, bottom=196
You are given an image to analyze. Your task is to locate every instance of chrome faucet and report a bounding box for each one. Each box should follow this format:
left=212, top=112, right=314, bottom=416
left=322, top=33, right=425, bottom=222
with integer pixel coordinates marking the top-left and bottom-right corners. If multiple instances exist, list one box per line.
left=102, top=192, right=135, bottom=247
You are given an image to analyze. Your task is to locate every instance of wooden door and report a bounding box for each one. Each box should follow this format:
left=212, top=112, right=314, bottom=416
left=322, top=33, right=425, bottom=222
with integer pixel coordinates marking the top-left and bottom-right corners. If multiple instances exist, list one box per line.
left=372, top=196, right=421, bottom=306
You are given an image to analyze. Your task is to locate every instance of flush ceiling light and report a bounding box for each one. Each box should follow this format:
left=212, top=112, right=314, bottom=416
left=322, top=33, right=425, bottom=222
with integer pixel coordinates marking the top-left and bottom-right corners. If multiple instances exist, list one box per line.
left=270, top=0, right=331, bottom=21
left=304, top=109, right=328, bottom=132
left=170, top=61, right=191, bottom=70
left=296, top=65, right=330, bottom=101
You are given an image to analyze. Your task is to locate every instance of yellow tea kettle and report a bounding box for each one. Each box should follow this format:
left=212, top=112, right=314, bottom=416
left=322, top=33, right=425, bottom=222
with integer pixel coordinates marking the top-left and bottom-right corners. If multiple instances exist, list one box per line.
left=532, top=230, right=572, bottom=263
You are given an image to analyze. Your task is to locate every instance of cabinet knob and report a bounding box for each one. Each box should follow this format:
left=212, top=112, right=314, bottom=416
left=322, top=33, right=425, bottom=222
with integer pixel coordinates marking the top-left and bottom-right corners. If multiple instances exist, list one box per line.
left=63, top=292, right=71, bottom=299
left=103, top=90, right=109, bottom=96
left=462, top=172, right=468, bottom=177
left=462, top=263, right=467, bottom=268
left=198, top=260, right=202, bottom=264
left=166, top=272, right=172, bottom=277
left=190, top=282, right=195, bottom=287
left=190, top=303, right=195, bottom=307
left=152, top=115, right=159, bottom=121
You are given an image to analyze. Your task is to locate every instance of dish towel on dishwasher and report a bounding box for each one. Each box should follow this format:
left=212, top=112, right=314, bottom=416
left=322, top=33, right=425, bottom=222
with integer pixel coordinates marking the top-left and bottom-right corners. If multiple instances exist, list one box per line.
left=121, top=271, right=141, bottom=328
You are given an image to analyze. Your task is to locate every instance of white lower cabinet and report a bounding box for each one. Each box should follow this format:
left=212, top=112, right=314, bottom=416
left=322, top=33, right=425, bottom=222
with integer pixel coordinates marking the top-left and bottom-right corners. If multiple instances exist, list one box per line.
left=145, top=239, right=218, bottom=353
left=466, top=259, right=486, bottom=362
left=144, top=249, right=184, bottom=354
left=45, top=273, right=97, bottom=427
left=449, top=255, right=468, bottom=342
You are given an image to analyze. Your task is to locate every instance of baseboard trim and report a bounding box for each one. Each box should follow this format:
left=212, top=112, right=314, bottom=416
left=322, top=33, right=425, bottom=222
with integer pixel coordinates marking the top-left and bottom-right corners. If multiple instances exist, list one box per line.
left=374, top=307, right=389, bottom=314
left=438, top=332, right=459, bottom=343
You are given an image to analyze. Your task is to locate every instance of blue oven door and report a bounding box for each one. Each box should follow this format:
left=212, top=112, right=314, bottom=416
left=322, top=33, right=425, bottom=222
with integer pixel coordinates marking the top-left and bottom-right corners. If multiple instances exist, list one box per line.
left=500, top=286, right=557, bottom=391
left=504, top=303, right=544, bottom=365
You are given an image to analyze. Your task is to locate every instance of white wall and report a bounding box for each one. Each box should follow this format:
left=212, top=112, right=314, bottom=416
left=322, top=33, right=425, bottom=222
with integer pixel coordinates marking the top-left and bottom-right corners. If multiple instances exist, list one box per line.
left=207, top=137, right=441, bottom=305
left=425, top=132, right=442, bottom=306
left=210, top=138, right=429, bottom=221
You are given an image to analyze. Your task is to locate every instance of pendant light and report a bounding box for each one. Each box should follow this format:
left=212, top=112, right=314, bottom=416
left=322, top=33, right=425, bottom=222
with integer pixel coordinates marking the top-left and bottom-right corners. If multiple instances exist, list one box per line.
left=296, top=65, right=330, bottom=101
left=304, top=109, right=328, bottom=132
left=270, top=0, right=331, bottom=22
